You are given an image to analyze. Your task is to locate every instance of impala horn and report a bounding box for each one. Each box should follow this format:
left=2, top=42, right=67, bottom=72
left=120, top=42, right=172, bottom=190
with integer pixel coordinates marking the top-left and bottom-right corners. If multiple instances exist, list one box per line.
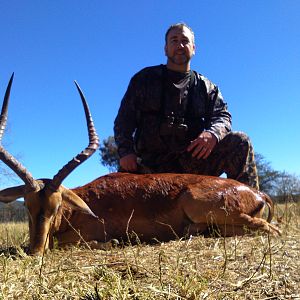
left=50, top=81, right=99, bottom=190
left=0, top=73, right=14, bottom=141
left=0, top=73, right=40, bottom=191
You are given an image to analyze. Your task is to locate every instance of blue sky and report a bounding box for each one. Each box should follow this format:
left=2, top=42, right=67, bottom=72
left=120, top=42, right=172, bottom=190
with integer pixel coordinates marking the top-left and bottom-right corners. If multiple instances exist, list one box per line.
left=0, top=0, right=299, bottom=189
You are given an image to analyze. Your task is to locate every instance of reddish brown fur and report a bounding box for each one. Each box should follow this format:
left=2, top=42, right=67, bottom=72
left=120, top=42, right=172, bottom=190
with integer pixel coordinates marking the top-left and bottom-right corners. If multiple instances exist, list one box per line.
left=51, top=172, right=280, bottom=248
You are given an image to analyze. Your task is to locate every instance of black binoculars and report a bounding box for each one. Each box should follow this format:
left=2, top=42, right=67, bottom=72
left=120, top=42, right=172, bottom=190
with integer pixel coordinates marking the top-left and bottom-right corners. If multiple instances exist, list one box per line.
left=160, top=112, right=188, bottom=139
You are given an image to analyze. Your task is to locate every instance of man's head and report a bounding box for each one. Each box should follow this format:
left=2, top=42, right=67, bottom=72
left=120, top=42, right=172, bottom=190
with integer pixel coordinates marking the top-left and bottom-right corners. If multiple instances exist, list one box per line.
left=164, top=23, right=196, bottom=72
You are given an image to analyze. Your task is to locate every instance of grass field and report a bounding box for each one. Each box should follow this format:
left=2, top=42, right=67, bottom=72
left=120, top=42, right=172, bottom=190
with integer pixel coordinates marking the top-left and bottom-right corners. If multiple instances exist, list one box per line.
left=0, top=203, right=299, bottom=300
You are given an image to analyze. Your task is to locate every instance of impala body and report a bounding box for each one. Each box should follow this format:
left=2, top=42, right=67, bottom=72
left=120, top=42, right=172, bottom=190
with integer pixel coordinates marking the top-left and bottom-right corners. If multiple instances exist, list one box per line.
left=0, top=75, right=280, bottom=256
left=58, top=172, right=279, bottom=245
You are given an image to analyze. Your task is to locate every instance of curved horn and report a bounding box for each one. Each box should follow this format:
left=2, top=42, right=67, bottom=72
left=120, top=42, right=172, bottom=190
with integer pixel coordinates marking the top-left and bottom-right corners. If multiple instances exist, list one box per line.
left=0, top=74, right=39, bottom=191
left=50, top=81, right=99, bottom=190
left=0, top=73, right=14, bottom=141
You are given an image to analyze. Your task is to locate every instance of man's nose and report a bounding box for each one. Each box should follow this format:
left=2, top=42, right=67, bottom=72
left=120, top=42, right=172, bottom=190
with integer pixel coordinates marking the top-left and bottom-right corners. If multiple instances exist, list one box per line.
left=177, top=42, right=184, bottom=48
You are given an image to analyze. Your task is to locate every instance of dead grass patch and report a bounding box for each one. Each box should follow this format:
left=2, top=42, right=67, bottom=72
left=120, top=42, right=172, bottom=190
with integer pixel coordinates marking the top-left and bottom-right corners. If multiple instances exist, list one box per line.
left=0, top=203, right=299, bottom=299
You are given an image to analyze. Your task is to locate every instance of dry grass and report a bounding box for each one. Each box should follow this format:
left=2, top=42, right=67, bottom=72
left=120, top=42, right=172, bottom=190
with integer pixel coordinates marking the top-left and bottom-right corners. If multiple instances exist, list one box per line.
left=0, top=203, right=299, bottom=300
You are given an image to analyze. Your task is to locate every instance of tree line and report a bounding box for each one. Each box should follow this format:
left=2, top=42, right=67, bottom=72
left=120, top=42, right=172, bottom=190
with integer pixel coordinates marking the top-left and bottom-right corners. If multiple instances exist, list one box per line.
left=0, top=202, right=27, bottom=222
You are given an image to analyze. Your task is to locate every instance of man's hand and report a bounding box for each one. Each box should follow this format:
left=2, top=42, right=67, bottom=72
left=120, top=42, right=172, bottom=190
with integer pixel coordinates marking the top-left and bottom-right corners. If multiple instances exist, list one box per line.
left=187, top=131, right=217, bottom=159
left=120, top=153, right=138, bottom=172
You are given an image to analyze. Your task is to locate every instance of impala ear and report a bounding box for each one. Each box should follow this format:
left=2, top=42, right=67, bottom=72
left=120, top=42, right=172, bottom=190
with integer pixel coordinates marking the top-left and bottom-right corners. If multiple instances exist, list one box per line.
left=0, top=185, right=26, bottom=203
left=61, top=188, right=97, bottom=218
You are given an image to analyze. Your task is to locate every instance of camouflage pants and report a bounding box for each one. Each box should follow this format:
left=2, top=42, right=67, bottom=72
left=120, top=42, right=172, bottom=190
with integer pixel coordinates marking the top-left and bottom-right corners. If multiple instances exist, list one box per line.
left=137, top=131, right=259, bottom=189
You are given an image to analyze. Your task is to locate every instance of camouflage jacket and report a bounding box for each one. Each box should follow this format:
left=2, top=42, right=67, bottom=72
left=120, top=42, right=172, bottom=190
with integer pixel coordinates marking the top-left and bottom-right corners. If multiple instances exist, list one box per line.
left=114, top=64, right=232, bottom=162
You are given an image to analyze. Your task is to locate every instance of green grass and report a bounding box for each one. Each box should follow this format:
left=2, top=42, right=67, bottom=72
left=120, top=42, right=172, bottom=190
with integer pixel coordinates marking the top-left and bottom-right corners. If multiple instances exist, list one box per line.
left=0, top=203, right=299, bottom=299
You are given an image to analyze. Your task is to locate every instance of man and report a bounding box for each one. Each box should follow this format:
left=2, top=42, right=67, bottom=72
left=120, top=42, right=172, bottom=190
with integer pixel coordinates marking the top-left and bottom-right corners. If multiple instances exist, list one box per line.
left=114, top=23, right=259, bottom=189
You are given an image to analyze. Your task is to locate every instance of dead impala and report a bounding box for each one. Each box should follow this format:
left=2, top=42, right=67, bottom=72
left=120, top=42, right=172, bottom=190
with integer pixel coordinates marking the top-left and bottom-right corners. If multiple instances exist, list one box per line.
left=0, top=74, right=280, bottom=256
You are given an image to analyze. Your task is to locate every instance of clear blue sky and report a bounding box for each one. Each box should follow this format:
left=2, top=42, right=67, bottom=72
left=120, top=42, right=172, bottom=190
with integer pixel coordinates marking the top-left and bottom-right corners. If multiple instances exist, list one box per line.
left=0, top=0, right=299, bottom=189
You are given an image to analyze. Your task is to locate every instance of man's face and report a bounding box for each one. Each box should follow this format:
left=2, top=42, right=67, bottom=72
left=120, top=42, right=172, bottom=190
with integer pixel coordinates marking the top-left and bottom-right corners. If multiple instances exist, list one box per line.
left=164, top=26, right=195, bottom=67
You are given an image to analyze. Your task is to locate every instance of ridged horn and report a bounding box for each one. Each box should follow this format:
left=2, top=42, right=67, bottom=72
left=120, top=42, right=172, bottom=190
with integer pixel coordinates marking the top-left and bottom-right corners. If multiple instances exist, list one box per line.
left=0, top=74, right=39, bottom=191
left=50, top=81, right=99, bottom=190
left=0, top=73, right=14, bottom=141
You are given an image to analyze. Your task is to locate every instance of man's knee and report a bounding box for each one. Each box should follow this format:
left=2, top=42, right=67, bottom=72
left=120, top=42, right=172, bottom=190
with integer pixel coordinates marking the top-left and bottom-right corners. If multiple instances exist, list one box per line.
left=215, top=131, right=252, bottom=156
left=223, top=131, right=251, bottom=145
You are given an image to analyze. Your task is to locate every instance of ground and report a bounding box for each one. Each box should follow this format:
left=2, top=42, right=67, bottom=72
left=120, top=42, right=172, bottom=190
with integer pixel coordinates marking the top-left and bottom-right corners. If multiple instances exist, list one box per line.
left=0, top=203, right=299, bottom=299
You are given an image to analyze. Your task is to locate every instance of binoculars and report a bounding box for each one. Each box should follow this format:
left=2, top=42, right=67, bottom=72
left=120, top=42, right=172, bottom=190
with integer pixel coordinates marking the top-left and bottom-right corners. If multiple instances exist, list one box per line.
left=160, top=112, right=188, bottom=140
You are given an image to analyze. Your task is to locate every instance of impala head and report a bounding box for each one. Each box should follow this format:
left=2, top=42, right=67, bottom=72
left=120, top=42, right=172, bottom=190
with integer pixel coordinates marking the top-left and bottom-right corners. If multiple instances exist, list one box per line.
left=0, top=74, right=99, bottom=255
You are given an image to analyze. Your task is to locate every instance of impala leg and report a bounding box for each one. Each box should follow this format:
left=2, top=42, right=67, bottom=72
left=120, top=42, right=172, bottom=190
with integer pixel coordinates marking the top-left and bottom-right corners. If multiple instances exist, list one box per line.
left=215, top=214, right=281, bottom=237
left=237, top=213, right=281, bottom=236
left=184, top=214, right=281, bottom=237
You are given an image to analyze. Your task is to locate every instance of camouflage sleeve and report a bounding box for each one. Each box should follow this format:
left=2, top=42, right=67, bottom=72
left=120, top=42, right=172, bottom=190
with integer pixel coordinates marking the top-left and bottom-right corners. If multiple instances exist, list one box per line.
left=202, top=77, right=232, bottom=141
left=113, top=76, right=139, bottom=158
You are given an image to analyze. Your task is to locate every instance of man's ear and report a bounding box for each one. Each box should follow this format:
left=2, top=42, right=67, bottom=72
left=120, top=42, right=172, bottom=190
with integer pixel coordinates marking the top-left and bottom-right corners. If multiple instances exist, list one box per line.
left=0, top=185, right=26, bottom=203
left=61, top=188, right=97, bottom=218
left=164, top=44, right=168, bottom=56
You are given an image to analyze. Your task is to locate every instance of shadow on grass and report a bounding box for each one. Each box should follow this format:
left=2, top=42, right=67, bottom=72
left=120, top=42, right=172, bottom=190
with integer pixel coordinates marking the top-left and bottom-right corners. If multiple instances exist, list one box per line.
left=0, top=245, right=29, bottom=258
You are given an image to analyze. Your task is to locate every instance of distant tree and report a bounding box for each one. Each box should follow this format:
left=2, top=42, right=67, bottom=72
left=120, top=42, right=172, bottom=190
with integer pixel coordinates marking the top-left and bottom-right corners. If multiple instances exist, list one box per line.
left=255, top=153, right=281, bottom=194
left=0, top=162, right=17, bottom=186
left=99, top=136, right=119, bottom=172
left=0, top=202, right=27, bottom=222
left=0, top=127, right=19, bottom=188
left=274, top=171, right=300, bottom=202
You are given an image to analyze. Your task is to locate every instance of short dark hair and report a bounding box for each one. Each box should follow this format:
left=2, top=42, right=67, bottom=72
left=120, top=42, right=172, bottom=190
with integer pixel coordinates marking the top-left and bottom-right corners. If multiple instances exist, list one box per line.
left=165, top=23, right=195, bottom=44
